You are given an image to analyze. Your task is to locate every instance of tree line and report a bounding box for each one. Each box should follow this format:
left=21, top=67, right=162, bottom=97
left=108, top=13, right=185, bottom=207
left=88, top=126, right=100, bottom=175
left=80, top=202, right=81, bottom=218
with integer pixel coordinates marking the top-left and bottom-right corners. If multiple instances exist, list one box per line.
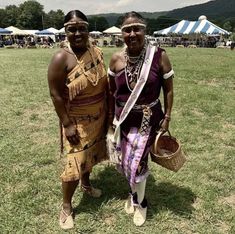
left=0, top=1, right=111, bottom=32
left=1, top=0, right=233, bottom=34
left=0, top=0, right=179, bottom=34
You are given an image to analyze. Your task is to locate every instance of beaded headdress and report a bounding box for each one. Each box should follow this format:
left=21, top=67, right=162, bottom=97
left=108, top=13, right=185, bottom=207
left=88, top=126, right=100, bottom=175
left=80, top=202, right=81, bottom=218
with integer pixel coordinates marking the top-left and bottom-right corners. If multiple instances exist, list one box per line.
left=64, top=21, right=89, bottom=27
left=121, top=23, right=146, bottom=31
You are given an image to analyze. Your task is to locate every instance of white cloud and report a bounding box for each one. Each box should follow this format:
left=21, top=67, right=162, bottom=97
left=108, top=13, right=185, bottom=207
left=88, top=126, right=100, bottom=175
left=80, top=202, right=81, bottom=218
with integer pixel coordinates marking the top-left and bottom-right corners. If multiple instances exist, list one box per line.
left=116, top=0, right=135, bottom=7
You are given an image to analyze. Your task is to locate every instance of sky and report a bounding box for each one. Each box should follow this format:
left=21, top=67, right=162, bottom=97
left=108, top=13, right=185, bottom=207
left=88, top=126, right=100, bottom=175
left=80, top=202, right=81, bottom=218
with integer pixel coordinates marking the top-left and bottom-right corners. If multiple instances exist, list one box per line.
left=0, top=0, right=212, bottom=15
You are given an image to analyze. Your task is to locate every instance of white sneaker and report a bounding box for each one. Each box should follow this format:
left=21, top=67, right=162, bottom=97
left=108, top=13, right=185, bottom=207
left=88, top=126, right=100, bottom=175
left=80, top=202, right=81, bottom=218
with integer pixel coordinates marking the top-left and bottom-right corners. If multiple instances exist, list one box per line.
left=133, top=206, right=147, bottom=226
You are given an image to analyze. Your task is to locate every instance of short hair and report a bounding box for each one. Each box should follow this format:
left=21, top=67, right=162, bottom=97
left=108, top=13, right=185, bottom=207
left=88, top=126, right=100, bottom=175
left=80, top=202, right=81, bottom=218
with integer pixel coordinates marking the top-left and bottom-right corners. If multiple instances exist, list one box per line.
left=121, top=11, right=146, bottom=26
left=64, top=10, right=88, bottom=24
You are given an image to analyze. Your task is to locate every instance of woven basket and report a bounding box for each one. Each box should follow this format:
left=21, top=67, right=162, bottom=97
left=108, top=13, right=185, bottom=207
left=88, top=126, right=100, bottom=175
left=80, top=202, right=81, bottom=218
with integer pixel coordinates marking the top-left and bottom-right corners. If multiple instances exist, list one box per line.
left=150, top=131, right=186, bottom=172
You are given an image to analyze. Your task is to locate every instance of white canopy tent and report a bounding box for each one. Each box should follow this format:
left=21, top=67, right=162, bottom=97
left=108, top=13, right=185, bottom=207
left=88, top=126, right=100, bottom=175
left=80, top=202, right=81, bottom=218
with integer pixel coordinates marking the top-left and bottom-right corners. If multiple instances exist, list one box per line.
left=90, top=31, right=102, bottom=35
left=5, top=26, right=28, bottom=35
left=24, top=30, right=38, bottom=35
left=58, top=27, right=65, bottom=34
left=46, top=27, right=59, bottom=34
left=103, top=26, right=121, bottom=35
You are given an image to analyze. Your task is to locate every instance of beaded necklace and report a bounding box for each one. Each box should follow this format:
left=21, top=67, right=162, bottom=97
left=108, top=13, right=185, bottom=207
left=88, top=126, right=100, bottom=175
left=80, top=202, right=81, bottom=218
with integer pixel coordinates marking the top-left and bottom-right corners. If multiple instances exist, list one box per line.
left=68, top=43, right=100, bottom=86
left=124, top=42, right=147, bottom=91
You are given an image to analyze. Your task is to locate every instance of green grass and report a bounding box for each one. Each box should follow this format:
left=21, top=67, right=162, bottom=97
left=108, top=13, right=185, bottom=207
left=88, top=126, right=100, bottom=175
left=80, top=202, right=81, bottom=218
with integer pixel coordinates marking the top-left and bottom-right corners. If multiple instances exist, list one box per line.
left=0, top=46, right=234, bottom=233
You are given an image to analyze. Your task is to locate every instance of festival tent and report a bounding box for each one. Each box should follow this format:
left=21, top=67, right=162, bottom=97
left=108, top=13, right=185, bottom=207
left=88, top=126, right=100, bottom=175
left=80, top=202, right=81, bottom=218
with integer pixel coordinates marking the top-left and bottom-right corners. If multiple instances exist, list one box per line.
left=154, top=19, right=230, bottom=35
left=46, top=27, right=59, bottom=34
left=24, top=30, right=38, bottom=35
left=5, top=26, right=28, bottom=35
left=35, top=29, right=55, bottom=35
left=58, top=27, right=65, bottom=34
left=103, top=26, right=121, bottom=35
left=35, top=29, right=56, bottom=42
left=0, top=27, right=12, bottom=35
left=90, top=31, right=102, bottom=38
left=90, top=31, right=102, bottom=35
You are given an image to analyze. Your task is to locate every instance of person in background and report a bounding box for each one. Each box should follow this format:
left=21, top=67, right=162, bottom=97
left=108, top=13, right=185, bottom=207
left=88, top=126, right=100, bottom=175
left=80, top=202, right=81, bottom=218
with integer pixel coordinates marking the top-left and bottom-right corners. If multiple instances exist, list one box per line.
left=108, top=11, right=174, bottom=226
left=48, top=10, right=108, bottom=230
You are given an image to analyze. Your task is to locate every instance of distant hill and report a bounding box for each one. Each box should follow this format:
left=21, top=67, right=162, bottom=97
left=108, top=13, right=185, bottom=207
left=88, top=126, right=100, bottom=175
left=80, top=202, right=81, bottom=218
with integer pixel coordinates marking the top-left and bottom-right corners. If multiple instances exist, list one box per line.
left=88, top=13, right=122, bottom=26
left=88, top=11, right=167, bottom=26
left=88, top=0, right=235, bottom=32
left=166, top=0, right=235, bottom=21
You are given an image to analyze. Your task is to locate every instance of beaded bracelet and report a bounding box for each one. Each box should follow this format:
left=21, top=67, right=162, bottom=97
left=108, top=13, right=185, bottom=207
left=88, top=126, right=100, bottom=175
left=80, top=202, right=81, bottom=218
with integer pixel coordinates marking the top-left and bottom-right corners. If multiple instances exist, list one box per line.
left=164, top=114, right=171, bottom=121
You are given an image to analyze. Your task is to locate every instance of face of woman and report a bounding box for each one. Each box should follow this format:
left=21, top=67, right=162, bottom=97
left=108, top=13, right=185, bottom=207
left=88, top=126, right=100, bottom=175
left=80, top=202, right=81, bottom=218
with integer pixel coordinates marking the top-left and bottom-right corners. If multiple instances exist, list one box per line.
left=65, top=16, right=89, bottom=49
left=122, top=17, right=146, bottom=55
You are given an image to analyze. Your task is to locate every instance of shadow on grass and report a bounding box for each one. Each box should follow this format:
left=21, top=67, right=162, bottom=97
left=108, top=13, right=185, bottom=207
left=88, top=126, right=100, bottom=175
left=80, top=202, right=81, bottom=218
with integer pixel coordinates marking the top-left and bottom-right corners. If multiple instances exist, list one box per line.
left=147, top=174, right=196, bottom=218
left=74, top=165, right=128, bottom=214
left=74, top=165, right=196, bottom=219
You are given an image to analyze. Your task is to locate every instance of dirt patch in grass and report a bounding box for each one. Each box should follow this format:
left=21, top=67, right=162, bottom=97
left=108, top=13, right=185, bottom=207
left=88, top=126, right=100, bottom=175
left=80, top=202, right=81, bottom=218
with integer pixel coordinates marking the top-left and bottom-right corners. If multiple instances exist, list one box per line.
left=22, top=101, right=54, bottom=127
left=198, top=79, right=221, bottom=87
left=192, top=197, right=202, bottom=210
left=216, top=221, right=230, bottom=233
left=191, top=108, right=206, bottom=118
left=104, top=215, right=116, bottom=226
left=218, top=194, right=235, bottom=208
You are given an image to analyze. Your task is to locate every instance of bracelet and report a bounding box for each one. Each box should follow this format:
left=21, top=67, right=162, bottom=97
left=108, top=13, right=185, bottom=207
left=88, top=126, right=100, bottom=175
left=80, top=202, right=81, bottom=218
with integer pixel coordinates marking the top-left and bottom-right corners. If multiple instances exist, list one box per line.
left=164, top=114, right=171, bottom=121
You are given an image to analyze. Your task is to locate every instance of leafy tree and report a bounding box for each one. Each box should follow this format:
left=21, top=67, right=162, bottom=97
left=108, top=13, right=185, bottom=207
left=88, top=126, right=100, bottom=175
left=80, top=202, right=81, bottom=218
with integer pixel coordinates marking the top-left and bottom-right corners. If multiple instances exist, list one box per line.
left=223, top=21, right=232, bottom=31
left=230, top=33, right=235, bottom=41
left=0, top=9, right=7, bottom=28
left=44, top=10, right=64, bottom=29
left=2, top=5, right=19, bottom=27
left=115, top=16, right=123, bottom=28
left=145, top=17, right=178, bottom=34
left=146, top=18, right=157, bottom=35
left=17, top=0, right=44, bottom=29
left=88, top=17, right=109, bottom=32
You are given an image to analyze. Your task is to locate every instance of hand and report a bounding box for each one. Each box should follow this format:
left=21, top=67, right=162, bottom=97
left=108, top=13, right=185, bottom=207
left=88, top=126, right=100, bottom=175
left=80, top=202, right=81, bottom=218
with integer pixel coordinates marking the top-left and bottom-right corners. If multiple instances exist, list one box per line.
left=160, top=118, right=169, bottom=132
left=64, top=124, right=80, bottom=145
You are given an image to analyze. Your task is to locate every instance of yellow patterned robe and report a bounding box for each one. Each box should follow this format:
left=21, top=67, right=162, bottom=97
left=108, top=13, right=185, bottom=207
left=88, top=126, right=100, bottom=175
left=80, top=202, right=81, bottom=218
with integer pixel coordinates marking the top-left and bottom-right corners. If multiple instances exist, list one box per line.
left=61, top=45, right=108, bottom=182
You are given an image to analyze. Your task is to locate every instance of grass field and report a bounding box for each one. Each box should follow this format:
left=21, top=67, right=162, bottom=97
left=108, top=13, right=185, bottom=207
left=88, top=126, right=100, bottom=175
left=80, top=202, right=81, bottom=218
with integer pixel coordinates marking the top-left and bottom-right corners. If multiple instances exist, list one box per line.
left=0, top=46, right=234, bottom=234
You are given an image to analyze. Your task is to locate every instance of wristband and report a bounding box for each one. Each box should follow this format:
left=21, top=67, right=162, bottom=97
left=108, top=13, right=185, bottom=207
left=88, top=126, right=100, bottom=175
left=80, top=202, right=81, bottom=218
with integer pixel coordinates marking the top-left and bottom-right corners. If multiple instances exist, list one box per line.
left=164, top=114, right=171, bottom=121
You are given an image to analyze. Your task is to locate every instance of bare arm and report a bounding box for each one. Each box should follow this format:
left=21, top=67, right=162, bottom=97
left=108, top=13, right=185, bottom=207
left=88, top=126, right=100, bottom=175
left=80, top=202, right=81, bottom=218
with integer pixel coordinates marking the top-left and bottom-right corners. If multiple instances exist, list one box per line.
left=48, top=50, right=79, bottom=145
left=48, top=50, right=71, bottom=127
left=160, top=51, right=174, bottom=131
left=107, top=53, right=121, bottom=126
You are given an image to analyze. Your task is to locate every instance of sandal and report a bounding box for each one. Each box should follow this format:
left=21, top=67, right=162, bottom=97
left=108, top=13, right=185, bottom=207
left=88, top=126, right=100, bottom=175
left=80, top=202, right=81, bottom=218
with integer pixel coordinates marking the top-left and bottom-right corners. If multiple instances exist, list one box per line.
left=81, top=184, right=102, bottom=198
left=124, top=195, right=135, bottom=214
left=59, top=208, right=74, bottom=230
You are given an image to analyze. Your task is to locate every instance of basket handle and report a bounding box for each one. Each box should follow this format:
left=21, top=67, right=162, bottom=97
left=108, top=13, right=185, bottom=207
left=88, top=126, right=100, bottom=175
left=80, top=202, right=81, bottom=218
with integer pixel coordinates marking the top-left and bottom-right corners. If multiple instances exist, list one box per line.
left=153, top=130, right=171, bottom=153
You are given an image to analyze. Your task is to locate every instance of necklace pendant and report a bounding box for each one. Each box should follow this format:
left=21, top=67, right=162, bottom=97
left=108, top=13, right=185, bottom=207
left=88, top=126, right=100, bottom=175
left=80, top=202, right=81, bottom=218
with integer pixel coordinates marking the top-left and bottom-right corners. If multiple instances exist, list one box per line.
left=130, top=81, right=136, bottom=89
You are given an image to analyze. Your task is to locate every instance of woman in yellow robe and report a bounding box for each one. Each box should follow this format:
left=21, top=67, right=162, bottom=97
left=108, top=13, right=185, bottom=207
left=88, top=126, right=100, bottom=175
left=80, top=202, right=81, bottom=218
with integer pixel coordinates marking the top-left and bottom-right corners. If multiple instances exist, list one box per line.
left=47, top=10, right=108, bottom=230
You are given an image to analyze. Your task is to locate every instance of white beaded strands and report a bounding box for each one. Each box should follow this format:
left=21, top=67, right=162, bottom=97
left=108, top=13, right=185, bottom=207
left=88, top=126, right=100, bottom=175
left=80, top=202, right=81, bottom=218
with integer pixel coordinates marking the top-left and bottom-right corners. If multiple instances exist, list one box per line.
left=68, top=42, right=101, bottom=86
left=124, top=40, right=147, bottom=91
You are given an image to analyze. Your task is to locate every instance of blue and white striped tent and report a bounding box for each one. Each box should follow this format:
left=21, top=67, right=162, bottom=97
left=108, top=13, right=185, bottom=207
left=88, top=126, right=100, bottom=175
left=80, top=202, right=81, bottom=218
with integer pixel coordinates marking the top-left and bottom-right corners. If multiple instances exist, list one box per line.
left=154, top=19, right=230, bottom=35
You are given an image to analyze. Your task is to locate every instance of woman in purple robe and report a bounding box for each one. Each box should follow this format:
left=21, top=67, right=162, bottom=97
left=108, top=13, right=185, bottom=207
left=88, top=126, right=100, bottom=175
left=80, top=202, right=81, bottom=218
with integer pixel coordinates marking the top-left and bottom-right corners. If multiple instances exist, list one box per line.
left=108, top=11, right=174, bottom=226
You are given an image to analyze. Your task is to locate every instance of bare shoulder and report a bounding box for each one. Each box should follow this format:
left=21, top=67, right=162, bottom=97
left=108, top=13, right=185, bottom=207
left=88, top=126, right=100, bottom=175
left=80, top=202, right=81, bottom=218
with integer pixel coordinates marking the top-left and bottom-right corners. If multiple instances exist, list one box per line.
left=111, top=50, right=125, bottom=61
left=109, top=50, right=125, bottom=72
left=51, top=48, right=68, bottom=63
left=159, top=50, right=172, bottom=73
